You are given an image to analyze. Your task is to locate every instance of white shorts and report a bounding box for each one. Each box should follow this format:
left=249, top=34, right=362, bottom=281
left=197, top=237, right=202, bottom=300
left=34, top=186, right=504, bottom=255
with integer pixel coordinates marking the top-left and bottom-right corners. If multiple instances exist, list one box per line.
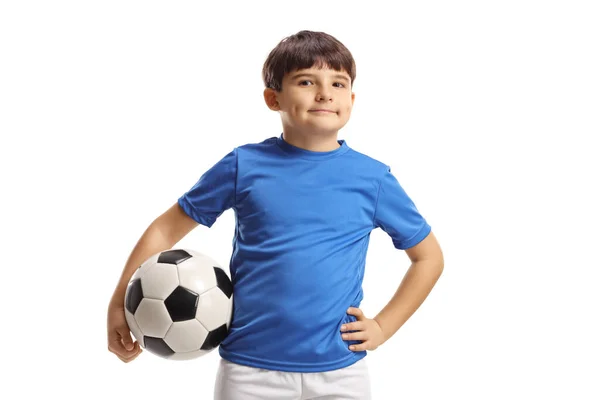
left=213, top=357, right=372, bottom=400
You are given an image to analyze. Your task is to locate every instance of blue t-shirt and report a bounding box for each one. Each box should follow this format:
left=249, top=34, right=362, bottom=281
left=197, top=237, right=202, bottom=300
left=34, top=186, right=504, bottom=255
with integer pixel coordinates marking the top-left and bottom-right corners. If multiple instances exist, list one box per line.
left=177, top=134, right=431, bottom=372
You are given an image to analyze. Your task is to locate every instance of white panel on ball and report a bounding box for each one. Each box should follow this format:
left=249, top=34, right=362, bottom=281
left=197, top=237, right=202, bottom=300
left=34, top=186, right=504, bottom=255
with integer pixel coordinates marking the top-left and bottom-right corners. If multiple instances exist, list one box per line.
left=133, top=252, right=161, bottom=281
left=196, top=286, right=233, bottom=331
left=134, top=298, right=172, bottom=338
left=164, top=319, right=209, bottom=353
left=140, top=263, right=180, bottom=300
left=177, top=256, right=218, bottom=295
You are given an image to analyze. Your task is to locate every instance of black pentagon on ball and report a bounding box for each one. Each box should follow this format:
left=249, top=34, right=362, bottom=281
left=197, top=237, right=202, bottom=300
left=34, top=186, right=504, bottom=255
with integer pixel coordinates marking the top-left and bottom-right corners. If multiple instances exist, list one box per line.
left=125, top=278, right=143, bottom=314
left=214, top=267, right=233, bottom=299
left=144, top=336, right=175, bottom=358
left=157, top=249, right=192, bottom=265
left=201, top=324, right=229, bottom=350
left=164, top=286, right=199, bottom=322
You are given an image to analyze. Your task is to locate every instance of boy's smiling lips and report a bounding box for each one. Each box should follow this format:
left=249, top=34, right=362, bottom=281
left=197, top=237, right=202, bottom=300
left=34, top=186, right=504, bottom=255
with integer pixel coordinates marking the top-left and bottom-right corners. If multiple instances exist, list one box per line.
left=309, top=109, right=336, bottom=113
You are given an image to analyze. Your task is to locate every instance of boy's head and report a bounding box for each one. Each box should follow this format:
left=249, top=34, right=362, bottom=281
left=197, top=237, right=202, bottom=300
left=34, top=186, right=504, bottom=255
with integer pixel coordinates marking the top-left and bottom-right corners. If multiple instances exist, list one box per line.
left=262, top=30, right=356, bottom=138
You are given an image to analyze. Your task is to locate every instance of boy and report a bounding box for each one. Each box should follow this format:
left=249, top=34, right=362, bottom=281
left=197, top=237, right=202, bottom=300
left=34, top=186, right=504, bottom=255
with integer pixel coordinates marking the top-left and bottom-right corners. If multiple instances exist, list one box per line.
left=107, top=30, right=444, bottom=399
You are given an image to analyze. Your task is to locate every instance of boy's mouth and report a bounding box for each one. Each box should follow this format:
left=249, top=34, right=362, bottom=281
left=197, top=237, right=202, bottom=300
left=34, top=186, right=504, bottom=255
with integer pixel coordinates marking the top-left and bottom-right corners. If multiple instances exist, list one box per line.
left=309, top=109, right=336, bottom=113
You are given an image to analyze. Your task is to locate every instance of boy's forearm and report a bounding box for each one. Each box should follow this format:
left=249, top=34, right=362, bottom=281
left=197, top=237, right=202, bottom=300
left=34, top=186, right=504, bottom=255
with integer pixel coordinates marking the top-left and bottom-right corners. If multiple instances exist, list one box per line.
left=109, top=222, right=176, bottom=308
left=374, top=260, right=443, bottom=342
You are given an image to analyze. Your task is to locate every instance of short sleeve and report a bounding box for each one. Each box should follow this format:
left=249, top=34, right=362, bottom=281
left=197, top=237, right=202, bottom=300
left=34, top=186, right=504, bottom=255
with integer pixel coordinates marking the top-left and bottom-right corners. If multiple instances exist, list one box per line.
left=177, top=148, right=237, bottom=228
left=373, top=167, right=431, bottom=250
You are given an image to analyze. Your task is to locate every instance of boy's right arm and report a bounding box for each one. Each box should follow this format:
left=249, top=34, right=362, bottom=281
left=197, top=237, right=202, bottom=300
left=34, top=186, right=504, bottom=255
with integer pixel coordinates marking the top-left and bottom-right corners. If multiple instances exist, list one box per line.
left=107, top=202, right=199, bottom=362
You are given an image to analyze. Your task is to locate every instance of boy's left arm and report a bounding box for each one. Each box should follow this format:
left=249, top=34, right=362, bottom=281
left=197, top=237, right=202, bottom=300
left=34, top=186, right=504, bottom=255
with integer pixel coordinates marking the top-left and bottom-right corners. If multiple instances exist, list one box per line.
left=342, top=231, right=444, bottom=351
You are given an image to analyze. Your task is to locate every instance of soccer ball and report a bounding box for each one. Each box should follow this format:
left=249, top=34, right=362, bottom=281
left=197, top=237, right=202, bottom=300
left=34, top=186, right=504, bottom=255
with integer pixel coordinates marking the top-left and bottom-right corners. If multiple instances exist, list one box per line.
left=124, top=248, right=233, bottom=361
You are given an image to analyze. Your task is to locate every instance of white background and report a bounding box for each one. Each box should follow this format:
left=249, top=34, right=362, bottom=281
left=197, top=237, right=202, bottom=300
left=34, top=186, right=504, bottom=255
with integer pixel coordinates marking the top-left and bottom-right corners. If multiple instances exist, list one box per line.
left=1, top=1, right=598, bottom=399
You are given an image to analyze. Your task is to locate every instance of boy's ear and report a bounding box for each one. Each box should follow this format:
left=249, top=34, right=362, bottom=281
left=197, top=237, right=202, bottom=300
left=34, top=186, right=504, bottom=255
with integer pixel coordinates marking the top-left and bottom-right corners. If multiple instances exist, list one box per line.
left=263, top=88, right=280, bottom=111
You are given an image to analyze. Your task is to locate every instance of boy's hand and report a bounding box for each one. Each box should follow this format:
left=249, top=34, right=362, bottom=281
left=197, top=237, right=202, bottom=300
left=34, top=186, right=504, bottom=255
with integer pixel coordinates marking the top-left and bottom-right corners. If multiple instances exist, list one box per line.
left=341, top=307, right=385, bottom=352
left=107, top=304, right=143, bottom=363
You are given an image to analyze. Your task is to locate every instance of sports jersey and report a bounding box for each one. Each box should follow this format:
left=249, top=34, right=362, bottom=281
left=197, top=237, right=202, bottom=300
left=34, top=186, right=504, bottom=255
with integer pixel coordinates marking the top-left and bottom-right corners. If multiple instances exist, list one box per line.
left=178, top=133, right=431, bottom=372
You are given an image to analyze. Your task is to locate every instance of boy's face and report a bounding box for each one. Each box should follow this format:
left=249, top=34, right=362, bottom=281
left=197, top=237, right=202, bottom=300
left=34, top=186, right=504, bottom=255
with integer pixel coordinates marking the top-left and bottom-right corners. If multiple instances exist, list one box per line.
left=264, top=66, right=355, bottom=138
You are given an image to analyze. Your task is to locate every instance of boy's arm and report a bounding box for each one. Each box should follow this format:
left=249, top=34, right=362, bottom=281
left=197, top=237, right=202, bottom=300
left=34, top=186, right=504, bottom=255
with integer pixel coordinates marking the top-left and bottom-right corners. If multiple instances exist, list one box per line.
left=109, top=202, right=199, bottom=307
left=373, top=230, right=444, bottom=341
left=107, top=202, right=199, bottom=362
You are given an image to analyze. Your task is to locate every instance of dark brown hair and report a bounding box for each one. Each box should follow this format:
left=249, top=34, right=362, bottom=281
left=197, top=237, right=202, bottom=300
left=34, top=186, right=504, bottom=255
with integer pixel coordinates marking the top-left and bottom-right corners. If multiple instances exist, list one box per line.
left=262, top=30, right=356, bottom=92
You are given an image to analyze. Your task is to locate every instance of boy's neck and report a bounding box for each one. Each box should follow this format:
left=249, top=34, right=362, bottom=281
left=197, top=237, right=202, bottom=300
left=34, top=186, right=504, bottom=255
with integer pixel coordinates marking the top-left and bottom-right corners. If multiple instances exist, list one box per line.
left=282, top=130, right=341, bottom=152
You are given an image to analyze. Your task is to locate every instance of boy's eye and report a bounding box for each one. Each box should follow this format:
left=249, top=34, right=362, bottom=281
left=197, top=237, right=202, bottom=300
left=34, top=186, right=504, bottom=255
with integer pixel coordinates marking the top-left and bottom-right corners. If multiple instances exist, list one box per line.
left=299, top=80, right=345, bottom=88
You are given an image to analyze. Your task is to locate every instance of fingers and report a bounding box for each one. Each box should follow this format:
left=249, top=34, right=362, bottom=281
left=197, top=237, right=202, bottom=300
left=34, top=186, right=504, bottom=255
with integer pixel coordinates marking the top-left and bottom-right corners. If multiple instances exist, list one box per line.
left=341, top=331, right=368, bottom=341
left=110, top=341, right=142, bottom=363
left=346, top=307, right=365, bottom=319
left=108, top=330, right=143, bottom=363
left=120, top=343, right=142, bottom=363
left=340, top=321, right=364, bottom=332
left=118, top=327, right=135, bottom=351
left=115, top=349, right=142, bottom=362
left=349, top=342, right=370, bottom=351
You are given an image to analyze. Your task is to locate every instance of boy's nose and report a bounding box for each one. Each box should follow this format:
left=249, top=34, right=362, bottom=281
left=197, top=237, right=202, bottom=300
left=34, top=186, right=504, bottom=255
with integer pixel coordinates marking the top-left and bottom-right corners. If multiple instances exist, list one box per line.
left=316, top=91, right=332, bottom=101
